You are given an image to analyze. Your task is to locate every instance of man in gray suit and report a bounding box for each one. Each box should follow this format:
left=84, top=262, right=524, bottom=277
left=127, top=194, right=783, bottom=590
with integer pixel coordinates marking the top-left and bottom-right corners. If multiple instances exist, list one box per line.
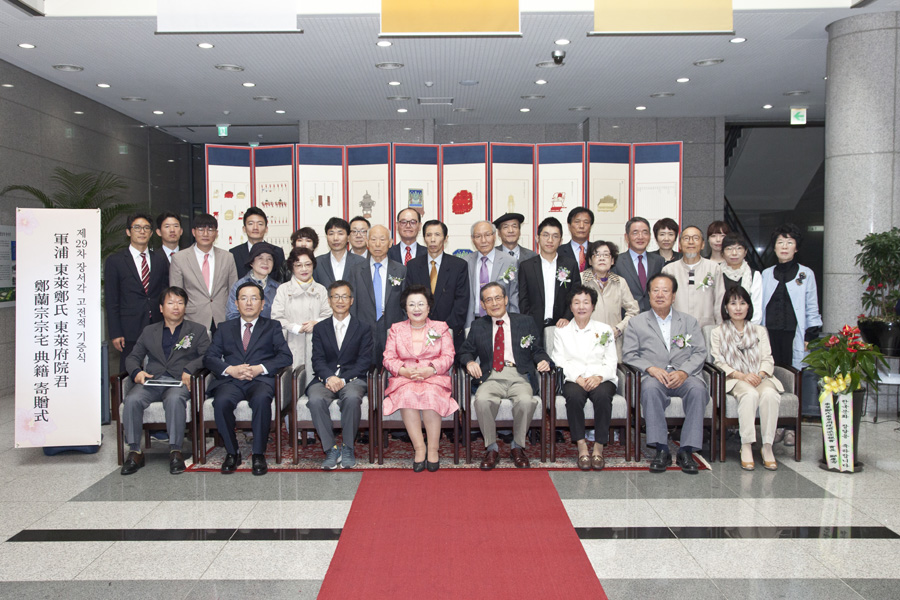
left=494, top=212, right=537, bottom=264
left=121, top=286, right=210, bottom=476
left=465, top=220, right=519, bottom=329
left=611, top=216, right=665, bottom=312
left=623, top=273, right=707, bottom=474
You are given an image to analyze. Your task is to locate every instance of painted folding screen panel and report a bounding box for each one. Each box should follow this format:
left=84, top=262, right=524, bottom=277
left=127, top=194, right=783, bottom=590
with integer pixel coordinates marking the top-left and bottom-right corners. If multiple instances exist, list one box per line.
left=490, top=143, right=535, bottom=252
left=632, top=142, right=683, bottom=252
left=347, top=144, right=392, bottom=235
left=587, top=143, right=631, bottom=252
left=253, top=145, right=295, bottom=253
left=536, top=144, right=585, bottom=238
left=442, top=143, right=488, bottom=254
left=296, top=145, right=345, bottom=237
left=393, top=144, right=440, bottom=241
left=206, top=144, right=253, bottom=250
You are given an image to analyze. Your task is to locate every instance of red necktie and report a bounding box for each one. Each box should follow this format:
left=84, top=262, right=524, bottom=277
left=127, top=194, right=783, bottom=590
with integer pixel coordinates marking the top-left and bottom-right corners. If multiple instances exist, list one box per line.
left=578, top=245, right=586, bottom=272
left=140, top=252, right=150, bottom=294
left=638, top=254, right=647, bottom=292
left=242, top=322, right=252, bottom=352
left=492, top=320, right=505, bottom=372
left=404, top=245, right=412, bottom=265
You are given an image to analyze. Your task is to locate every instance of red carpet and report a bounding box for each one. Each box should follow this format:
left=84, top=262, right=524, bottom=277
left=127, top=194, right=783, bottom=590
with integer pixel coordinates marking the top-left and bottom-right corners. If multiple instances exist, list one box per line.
left=318, top=470, right=608, bottom=599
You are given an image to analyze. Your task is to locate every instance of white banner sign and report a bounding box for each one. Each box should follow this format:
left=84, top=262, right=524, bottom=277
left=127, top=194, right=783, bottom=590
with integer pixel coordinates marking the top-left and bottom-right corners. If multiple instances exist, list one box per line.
left=15, top=208, right=101, bottom=448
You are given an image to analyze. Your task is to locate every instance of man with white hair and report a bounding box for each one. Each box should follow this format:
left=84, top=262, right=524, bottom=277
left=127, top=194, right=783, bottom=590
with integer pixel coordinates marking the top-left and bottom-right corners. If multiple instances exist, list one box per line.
left=464, top=220, right=519, bottom=329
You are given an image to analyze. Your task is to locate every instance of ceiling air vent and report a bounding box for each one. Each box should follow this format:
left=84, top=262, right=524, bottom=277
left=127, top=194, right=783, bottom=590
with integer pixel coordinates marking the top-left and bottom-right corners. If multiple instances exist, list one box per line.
left=417, top=97, right=454, bottom=105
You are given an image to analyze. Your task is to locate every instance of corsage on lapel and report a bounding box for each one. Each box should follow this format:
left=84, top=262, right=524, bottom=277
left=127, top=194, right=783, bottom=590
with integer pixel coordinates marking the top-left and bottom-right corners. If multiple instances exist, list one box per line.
left=499, top=265, right=516, bottom=284
left=796, top=272, right=807, bottom=286
left=594, top=331, right=611, bottom=348
left=174, top=333, right=194, bottom=350
left=388, top=275, right=403, bottom=287
left=556, top=266, right=572, bottom=287
left=696, top=272, right=713, bottom=291
left=425, top=327, right=441, bottom=346
left=671, top=333, right=692, bottom=349
left=520, top=334, right=535, bottom=349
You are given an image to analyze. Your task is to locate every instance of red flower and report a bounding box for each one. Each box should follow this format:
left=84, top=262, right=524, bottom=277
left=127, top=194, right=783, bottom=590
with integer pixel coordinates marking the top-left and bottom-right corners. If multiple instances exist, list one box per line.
left=842, top=325, right=854, bottom=336
left=826, top=335, right=840, bottom=347
left=858, top=313, right=867, bottom=319
left=867, top=285, right=876, bottom=292
left=848, top=348, right=858, bottom=353
left=877, top=283, right=884, bottom=288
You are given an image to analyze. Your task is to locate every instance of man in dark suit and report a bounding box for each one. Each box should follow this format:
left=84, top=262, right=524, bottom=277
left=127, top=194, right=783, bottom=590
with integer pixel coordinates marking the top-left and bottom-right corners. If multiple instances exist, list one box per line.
left=307, top=280, right=374, bottom=470
left=346, top=224, right=408, bottom=365
left=459, top=282, right=552, bottom=470
left=120, top=286, right=210, bottom=476
left=611, top=216, right=665, bottom=312
left=155, top=211, right=183, bottom=264
left=204, top=281, right=293, bottom=475
left=518, top=217, right=577, bottom=343
left=313, top=217, right=366, bottom=288
left=106, top=213, right=170, bottom=372
left=558, top=206, right=593, bottom=272
left=494, top=212, right=537, bottom=264
left=387, top=207, right=426, bottom=265
left=230, top=207, right=286, bottom=283
left=406, top=219, right=469, bottom=351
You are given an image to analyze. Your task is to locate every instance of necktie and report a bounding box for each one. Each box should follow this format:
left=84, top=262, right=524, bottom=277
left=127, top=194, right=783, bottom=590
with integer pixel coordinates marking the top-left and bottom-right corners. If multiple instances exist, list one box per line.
left=637, top=254, right=647, bottom=292
left=336, top=322, right=345, bottom=350
left=168, top=251, right=175, bottom=263
left=139, top=252, right=150, bottom=294
left=202, top=253, right=211, bottom=291
left=509, top=250, right=515, bottom=257
left=242, top=322, right=252, bottom=352
left=492, top=320, right=505, bottom=372
left=374, top=263, right=383, bottom=320
left=578, top=245, right=586, bottom=272
left=478, top=256, right=489, bottom=317
left=430, top=260, right=438, bottom=294
left=404, top=246, right=412, bottom=265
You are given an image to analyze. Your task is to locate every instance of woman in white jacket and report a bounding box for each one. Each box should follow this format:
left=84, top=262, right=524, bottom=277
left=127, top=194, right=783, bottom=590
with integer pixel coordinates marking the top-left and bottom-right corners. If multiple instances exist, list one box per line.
left=714, top=233, right=762, bottom=325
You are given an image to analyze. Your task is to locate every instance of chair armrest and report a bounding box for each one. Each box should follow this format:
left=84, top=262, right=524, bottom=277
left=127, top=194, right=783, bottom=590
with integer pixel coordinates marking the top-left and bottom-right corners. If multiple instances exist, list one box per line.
left=110, top=372, right=128, bottom=421
left=277, top=365, right=293, bottom=411
left=293, top=366, right=307, bottom=398
left=191, top=368, right=211, bottom=421
left=773, top=365, right=800, bottom=395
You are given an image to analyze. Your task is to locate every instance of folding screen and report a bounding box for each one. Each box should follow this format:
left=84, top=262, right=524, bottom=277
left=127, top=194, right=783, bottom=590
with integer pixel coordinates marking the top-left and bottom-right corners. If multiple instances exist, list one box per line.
left=441, top=143, right=489, bottom=254
left=536, top=143, right=585, bottom=241
left=206, top=144, right=253, bottom=249
left=632, top=142, right=683, bottom=252
left=253, top=144, right=295, bottom=252
left=587, top=142, right=631, bottom=252
left=346, top=144, right=392, bottom=235
left=296, top=144, right=345, bottom=239
left=490, top=143, right=535, bottom=251
left=393, top=144, right=440, bottom=241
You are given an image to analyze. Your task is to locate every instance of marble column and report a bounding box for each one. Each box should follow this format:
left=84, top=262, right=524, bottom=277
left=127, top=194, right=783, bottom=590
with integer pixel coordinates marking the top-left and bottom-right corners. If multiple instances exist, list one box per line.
left=824, top=12, right=900, bottom=331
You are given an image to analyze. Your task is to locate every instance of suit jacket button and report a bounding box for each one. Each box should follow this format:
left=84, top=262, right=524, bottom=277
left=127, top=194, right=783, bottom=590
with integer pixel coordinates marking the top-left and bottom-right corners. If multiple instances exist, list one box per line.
left=414, top=359, right=419, bottom=363
left=336, top=364, right=341, bottom=368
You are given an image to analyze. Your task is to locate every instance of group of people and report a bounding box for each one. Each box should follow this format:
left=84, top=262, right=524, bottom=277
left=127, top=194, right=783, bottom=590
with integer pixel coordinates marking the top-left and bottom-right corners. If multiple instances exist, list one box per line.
left=108, top=203, right=821, bottom=476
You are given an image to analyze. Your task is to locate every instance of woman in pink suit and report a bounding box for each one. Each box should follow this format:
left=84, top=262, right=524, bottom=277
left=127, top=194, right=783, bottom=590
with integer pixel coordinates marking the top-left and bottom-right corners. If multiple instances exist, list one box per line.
left=383, top=284, right=458, bottom=472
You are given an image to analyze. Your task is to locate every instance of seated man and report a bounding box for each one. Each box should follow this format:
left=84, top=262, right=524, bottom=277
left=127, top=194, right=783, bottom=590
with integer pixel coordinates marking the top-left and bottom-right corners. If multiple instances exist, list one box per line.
left=204, top=281, right=293, bottom=475
left=623, top=273, right=708, bottom=474
left=307, top=280, right=374, bottom=470
left=458, top=282, right=552, bottom=470
left=121, top=286, right=210, bottom=476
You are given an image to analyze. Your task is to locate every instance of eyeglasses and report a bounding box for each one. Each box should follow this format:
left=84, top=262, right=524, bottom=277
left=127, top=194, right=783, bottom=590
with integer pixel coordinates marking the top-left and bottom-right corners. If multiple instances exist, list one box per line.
left=330, top=294, right=350, bottom=301
left=682, top=235, right=702, bottom=242
left=130, top=225, right=152, bottom=232
left=593, top=252, right=611, bottom=259
left=195, top=227, right=217, bottom=234
left=724, top=246, right=745, bottom=253
left=398, top=219, right=419, bottom=227
left=406, top=301, right=428, bottom=309
left=350, top=229, right=368, bottom=235
left=482, top=295, right=504, bottom=304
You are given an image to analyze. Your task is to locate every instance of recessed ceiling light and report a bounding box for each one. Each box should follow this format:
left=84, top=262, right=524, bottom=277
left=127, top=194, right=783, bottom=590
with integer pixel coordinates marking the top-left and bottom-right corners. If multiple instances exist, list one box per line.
left=459, top=80, right=479, bottom=86
left=635, top=106, right=647, bottom=111
left=823, top=76, right=828, bottom=80
left=763, top=104, right=773, bottom=109
left=18, top=43, right=35, bottom=49
left=253, top=96, right=277, bottom=101
left=53, top=64, right=84, bottom=72
left=121, top=96, right=146, bottom=102
left=650, top=92, right=674, bottom=98
left=612, top=125, right=620, bottom=129
left=452, top=107, right=474, bottom=112
left=388, top=81, right=401, bottom=86
left=693, top=58, right=724, bottom=67
left=535, top=79, right=547, bottom=85
left=73, top=111, right=84, bottom=115
left=521, top=95, right=544, bottom=100
left=167, top=159, right=175, bottom=162
left=376, top=40, right=393, bottom=47
left=152, top=110, right=164, bottom=115
left=519, top=108, right=530, bottom=113
left=275, top=109, right=286, bottom=114
left=197, top=42, right=214, bottom=49
left=676, top=77, right=690, bottom=83
left=242, top=82, right=256, bottom=87
left=535, top=61, right=561, bottom=68
left=397, top=108, right=408, bottom=113
left=555, top=38, right=570, bottom=45
left=376, top=62, right=404, bottom=70
left=387, top=96, right=411, bottom=101
left=403, top=127, right=412, bottom=130
left=730, top=37, right=746, bottom=43
left=783, top=90, right=809, bottom=96
left=569, top=106, right=591, bottom=111
left=1, top=84, right=13, bottom=88
left=97, top=83, right=110, bottom=88
left=215, top=64, right=244, bottom=72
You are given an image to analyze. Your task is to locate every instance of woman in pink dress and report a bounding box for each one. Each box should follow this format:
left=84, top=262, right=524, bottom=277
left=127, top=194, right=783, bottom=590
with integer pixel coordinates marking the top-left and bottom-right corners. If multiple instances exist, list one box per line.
left=382, top=284, right=458, bottom=472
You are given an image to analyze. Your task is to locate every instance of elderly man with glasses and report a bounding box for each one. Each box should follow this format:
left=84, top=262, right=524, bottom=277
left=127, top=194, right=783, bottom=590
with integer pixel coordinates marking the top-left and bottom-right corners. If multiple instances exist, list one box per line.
left=662, top=226, right=721, bottom=329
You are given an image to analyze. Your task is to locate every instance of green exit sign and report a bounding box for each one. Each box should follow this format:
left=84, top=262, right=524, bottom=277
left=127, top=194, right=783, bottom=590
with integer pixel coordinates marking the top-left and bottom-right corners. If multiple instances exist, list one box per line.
left=217, top=125, right=229, bottom=137
left=790, top=107, right=807, bottom=126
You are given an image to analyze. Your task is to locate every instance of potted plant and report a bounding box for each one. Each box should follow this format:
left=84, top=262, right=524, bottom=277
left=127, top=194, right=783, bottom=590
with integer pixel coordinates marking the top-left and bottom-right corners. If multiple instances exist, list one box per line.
left=803, top=325, right=887, bottom=472
left=855, top=227, right=900, bottom=357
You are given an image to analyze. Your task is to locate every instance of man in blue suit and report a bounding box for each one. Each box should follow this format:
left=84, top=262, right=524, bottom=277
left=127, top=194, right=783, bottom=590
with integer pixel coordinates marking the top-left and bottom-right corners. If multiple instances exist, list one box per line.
left=307, top=280, right=374, bottom=470
left=204, top=281, right=293, bottom=475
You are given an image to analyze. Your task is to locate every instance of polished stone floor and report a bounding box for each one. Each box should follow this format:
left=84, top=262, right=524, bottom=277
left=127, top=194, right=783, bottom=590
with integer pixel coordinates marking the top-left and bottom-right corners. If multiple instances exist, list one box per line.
left=1, top=393, right=900, bottom=599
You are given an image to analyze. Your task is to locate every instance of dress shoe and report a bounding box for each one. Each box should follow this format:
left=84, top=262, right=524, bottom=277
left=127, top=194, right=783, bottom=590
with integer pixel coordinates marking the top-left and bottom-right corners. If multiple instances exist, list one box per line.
left=480, top=449, right=499, bottom=471
left=120, top=451, right=145, bottom=476
left=169, top=451, right=186, bottom=475
left=413, top=459, right=426, bottom=473
left=251, top=454, right=267, bottom=476
left=763, top=459, right=778, bottom=471
left=676, top=450, right=699, bottom=475
left=577, top=455, right=592, bottom=471
left=426, top=460, right=440, bottom=472
left=221, top=452, right=242, bottom=474
left=648, top=448, right=672, bottom=473
left=773, top=428, right=786, bottom=444
left=783, top=430, right=796, bottom=447
left=591, top=454, right=605, bottom=471
left=510, top=447, right=530, bottom=468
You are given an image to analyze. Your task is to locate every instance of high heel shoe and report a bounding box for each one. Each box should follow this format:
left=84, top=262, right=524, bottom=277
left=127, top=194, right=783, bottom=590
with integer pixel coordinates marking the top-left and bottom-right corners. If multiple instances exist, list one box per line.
left=426, top=460, right=440, bottom=472
left=413, top=459, right=426, bottom=473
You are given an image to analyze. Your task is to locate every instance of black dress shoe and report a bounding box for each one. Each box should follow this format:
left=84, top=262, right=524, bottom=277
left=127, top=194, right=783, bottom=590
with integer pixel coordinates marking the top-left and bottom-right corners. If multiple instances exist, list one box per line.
left=413, top=459, right=426, bottom=473
left=120, top=451, right=145, bottom=476
left=648, top=448, right=672, bottom=473
left=169, top=451, right=186, bottom=475
left=426, top=460, right=440, bottom=472
left=221, top=452, right=242, bottom=474
left=251, top=454, right=268, bottom=476
left=676, top=450, right=699, bottom=475
left=480, top=449, right=499, bottom=471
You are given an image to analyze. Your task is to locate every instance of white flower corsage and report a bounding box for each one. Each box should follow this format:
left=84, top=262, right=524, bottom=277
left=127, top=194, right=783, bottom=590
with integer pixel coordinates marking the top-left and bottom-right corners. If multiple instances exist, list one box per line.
left=174, top=333, right=194, bottom=350
left=671, top=333, right=692, bottom=349
left=425, top=327, right=441, bottom=346
left=556, top=267, right=571, bottom=287
left=388, top=275, right=403, bottom=287
left=520, top=334, right=535, bottom=349
left=499, top=265, right=516, bottom=284
left=696, top=272, right=713, bottom=291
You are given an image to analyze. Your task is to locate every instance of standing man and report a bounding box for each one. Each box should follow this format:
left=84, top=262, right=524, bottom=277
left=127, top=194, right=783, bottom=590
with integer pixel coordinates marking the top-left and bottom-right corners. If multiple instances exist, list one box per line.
left=204, top=281, right=293, bottom=475
left=493, top=212, right=537, bottom=264
left=623, top=273, right=708, bottom=474
left=169, top=213, right=238, bottom=334
left=558, top=207, right=594, bottom=273
left=611, top=216, right=665, bottom=312
left=459, top=283, right=552, bottom=470
left=347, top=225, right=408, bottom=364
left=155, top=212, right=183, bottom=263
left=407, top=220, right=470, bottom=351
left=518, top=217, right=577, bottom=341
left=307, top=280, right=374, bottom=470
left=120, top=286, right=210, bottom=476
left=106, top=213, right=170, bottom=372
left=464, top=220, right=520, bottom=329
left=230, top=207, right=286, bottom=282
left=313, top=217, right=366, bottom=288
left=663, top=226, right=720, bottom=329
left=387, top=207, right=426, bottom=265
left=348, top=216, right=371, bottom=259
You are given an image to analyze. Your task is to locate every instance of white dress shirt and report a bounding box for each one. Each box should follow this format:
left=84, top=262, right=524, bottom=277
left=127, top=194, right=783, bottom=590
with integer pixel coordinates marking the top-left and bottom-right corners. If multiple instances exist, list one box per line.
left=501, top=244, right=519, bottom=260
left=223, top=316, right=267, bottom=375
left=193, top=244, right=215, bottom=293
left=162, top=245, right=178, bottom=263
left=128, top=244, right=150, bottom=276
left=491, top=313, right=516, bottom=367
left=333, top=314, right=351, bottom=378
left=540, top=254, right=558, bottom=321
left=399, top=242, right=418, bottom=261
left=330, top=251, right=348, bottom=282
left=654, top=308, right=674, bottom=351
left=551, top=319, right=618, bottom=387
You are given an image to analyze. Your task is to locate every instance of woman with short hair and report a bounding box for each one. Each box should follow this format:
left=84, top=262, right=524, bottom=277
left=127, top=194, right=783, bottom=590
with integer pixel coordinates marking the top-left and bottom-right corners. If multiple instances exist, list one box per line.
left=579, top=240, right=639, bottom=360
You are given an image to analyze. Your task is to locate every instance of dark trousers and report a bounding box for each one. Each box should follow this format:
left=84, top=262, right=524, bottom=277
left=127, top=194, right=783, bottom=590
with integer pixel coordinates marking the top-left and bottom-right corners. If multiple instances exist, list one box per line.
left=767, top=328, right=795, bottom=369
left=212, top=380, right=273, bottom=455
left=564, top=380, right=616, bottom=444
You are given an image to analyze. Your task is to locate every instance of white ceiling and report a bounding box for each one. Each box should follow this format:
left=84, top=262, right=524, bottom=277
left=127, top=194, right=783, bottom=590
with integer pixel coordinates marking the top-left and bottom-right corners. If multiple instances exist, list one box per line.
left=1, top=1, right=899, bottom=143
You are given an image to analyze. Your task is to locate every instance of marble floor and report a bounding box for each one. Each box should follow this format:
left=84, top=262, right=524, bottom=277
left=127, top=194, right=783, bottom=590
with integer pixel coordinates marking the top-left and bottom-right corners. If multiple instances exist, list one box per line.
left=1, top=393, right=900, bottom=599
